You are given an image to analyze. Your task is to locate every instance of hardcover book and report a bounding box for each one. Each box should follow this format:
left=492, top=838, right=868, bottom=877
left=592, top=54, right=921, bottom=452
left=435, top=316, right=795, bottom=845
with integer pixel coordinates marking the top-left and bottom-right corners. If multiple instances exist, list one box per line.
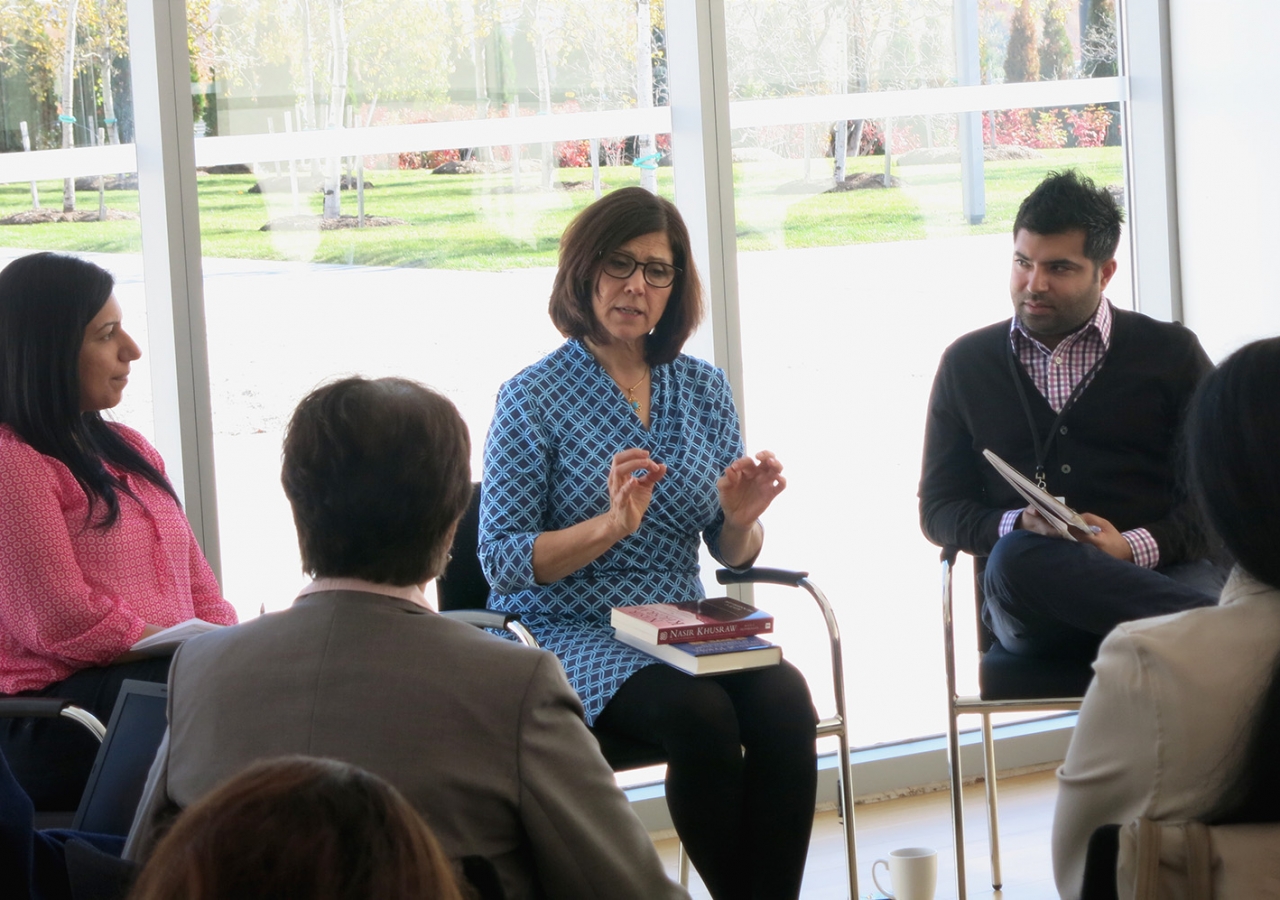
left=614, top=630, right=782, bottom=675
left=610, top=596, right=774, bottom=645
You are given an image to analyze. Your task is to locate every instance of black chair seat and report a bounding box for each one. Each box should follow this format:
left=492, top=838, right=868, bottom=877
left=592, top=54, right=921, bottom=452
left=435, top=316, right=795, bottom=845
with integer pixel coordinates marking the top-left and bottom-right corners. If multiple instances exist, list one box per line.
left=978, top=643, right=1095, bottom=700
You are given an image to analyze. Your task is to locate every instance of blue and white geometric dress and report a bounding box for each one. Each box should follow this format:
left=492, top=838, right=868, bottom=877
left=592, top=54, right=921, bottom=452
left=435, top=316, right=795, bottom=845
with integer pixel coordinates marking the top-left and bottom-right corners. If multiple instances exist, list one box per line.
left=479, top=339, right=748, bottom=724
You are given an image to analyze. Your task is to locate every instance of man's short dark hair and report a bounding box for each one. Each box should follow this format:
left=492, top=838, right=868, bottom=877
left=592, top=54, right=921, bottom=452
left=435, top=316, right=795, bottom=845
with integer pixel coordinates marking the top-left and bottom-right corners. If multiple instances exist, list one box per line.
left=282, top=377, right=471, bottom=586
left=548, top=187, right=702, bottom=366
left=1013, top=169, right=1124, bottom=265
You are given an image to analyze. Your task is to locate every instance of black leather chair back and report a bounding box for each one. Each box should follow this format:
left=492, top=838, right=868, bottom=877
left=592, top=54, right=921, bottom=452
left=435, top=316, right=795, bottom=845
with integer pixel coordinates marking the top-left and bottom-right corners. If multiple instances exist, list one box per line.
left=437, top=484, right=490, bottom=612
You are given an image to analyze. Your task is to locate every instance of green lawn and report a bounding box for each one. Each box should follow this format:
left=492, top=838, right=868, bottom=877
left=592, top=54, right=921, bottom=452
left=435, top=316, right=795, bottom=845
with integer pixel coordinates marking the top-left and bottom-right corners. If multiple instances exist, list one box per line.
left=0, top=147, right=1123, bottom=270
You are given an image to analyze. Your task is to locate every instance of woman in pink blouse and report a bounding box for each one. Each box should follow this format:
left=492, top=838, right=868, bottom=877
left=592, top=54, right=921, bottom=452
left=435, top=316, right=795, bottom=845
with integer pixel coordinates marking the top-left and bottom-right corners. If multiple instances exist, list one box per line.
left=0, top=252, right=237, bottom=810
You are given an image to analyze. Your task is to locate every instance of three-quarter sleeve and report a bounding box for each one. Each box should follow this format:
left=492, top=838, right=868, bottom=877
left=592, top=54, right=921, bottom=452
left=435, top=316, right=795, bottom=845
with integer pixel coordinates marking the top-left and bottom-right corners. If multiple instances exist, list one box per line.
left=479, top=379, right=550, bottom=594
left=0, top=438, right=146, bottom=672
left=186, top=530, right=238, bottom=626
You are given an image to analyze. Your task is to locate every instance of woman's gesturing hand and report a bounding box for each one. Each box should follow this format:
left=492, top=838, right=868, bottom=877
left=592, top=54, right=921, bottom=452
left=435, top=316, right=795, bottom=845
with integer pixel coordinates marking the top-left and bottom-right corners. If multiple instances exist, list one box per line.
left=717, top=451, right=786, bottom=530
left=530, top=448, right=666, bottom=584
left=607, top=447, right=668, bottom=537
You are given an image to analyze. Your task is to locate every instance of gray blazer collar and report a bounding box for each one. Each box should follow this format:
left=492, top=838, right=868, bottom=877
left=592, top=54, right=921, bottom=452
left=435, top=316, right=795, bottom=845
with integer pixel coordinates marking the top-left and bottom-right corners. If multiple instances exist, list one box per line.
left=291, top=590, right=434, bottom=616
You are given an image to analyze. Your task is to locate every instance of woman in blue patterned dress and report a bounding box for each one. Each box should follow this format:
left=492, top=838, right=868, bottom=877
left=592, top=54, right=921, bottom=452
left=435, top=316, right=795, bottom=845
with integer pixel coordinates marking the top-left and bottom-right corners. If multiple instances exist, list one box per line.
left=480, top=188, right=817, bottom=900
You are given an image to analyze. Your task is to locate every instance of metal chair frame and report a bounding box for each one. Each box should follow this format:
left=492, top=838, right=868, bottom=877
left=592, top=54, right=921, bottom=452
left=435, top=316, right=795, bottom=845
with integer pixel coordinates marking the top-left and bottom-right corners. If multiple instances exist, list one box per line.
left=717, top=566, right=860, bottom=900
left=437, top=485, right=860, bottom=896
left=443, top=568, right=860, bottom=898
left=941, top=549, right=1082, bottom=900
left=0, top=697, right=107, bottom=741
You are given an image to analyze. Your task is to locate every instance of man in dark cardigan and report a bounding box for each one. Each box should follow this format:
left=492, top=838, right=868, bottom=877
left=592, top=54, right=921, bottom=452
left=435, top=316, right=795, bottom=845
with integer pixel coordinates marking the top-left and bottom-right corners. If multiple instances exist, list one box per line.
left=918, top=170, right=1227, bottom=660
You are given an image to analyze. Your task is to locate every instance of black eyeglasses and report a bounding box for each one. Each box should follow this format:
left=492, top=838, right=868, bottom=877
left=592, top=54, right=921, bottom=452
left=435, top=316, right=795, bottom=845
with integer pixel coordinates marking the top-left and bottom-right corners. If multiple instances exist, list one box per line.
left=600, top=251, right=680, bottom=288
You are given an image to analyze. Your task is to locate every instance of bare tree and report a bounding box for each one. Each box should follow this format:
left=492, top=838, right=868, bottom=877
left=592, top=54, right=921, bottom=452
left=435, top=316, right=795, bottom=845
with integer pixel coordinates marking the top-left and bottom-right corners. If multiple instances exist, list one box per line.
left=1081, top=0, right=1117, bottom=78
left=323, top=0, right=348, bottom=218
left=59, top=0, right=81, bottom=212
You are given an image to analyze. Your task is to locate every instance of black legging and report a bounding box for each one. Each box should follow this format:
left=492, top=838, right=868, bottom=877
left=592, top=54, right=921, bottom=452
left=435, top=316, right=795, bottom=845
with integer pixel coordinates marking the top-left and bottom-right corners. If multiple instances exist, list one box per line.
left=594, top=661, right=818, bottom=900
left=0, top=656, right=173, bottom=811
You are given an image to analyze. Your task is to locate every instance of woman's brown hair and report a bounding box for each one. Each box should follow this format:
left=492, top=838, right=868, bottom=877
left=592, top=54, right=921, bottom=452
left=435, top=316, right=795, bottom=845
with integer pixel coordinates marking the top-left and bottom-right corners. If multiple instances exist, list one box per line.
left=129, top=756, right=466, bottom=900
left=548, top=187, right=703, bottom=365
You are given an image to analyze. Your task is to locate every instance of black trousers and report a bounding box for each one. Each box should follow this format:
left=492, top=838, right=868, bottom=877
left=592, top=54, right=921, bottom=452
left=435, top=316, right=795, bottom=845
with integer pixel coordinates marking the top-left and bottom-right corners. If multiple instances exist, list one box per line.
left=0, top=657, right=173, bottom=811
left=595, top=660, right=818, bottom=900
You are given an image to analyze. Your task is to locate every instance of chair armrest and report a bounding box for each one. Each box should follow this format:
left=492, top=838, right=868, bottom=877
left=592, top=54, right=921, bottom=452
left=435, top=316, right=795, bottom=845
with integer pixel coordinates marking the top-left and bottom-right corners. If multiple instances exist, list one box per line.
left=0, top=698, right=107, bottom=741
left=0, top=697, right=81, bottom=719
left=439, top=609, right=540, bottom=649
left=440, top=609, right=518, bottom=630
left=715, top=567, right=809, bottom=587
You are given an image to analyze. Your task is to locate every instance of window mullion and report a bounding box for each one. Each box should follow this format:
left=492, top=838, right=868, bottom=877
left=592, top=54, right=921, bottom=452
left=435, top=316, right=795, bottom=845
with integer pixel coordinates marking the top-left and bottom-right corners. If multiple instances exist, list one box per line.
left=126, top=0, right=222, bottom=576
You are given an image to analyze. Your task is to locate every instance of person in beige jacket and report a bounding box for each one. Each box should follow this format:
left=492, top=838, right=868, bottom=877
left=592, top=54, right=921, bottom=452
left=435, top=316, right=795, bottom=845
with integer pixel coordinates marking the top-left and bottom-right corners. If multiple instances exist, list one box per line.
left=1052, top=336, right=1280, bottom=899
left=125, top=376, right=688, bottom=900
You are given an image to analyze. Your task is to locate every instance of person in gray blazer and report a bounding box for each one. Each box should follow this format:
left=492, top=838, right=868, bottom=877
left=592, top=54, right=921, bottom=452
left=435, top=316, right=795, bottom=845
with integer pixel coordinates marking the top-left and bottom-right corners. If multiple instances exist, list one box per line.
left=125, top=376, right=688, bottom=900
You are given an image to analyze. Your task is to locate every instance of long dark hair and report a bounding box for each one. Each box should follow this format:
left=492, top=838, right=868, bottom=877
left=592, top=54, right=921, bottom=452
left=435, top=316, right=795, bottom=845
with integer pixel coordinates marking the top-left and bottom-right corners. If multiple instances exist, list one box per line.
left=0, top=252, right=177, bottom=527
left=1191, top=337, right=1280, bottom=824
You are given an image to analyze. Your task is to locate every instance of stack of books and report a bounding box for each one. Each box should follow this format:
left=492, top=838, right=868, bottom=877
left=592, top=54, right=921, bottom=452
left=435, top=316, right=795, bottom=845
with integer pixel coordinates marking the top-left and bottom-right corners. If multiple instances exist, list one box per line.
left=610, top=597, right=781, bottom=675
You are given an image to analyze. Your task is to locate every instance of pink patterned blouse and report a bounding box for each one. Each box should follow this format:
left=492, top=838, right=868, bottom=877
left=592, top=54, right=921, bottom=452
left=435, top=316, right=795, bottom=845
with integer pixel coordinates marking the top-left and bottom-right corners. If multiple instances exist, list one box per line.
left=0, top=423, right=238, bottom=694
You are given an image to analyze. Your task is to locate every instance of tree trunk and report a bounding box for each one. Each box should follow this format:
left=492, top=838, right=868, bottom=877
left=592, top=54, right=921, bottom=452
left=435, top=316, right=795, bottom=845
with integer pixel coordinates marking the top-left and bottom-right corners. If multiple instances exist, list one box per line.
left=834, top=121, right=847, bottom=182
left=61, top=0, right=81, bottom=212
left=532, top=10, right=553, bottom=190
left=634, top=0, right=655, bottom=194
left=324, top=0, right=349, bottom=220
left=99, top=0, right=118, bottom=144
left=833, top=7, right=848, bottom=184
left=850, top=119, right=864, bottom=156
left=468, top=1, right=490, bottom=162
left=101, top=58, right=118, bottom=144
left=300, top=0, right=318, bottom=130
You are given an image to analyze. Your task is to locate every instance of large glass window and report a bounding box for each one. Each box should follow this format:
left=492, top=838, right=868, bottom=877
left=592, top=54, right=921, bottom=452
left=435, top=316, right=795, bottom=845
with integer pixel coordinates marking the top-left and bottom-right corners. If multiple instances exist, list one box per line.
left=724, top=0, right=1128, bottom=744
left=0, top=2, right=155, bottom=440
left=185, top=1, right=676, bottom=618
left=0, top=0, right=1145, bottom=751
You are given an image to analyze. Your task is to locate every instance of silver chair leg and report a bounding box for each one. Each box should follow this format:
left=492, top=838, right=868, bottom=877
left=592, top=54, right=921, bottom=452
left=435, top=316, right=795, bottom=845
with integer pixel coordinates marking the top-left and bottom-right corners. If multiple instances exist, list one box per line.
left=982, top=712, right=1002, bottom=890
left=942, top=553, right=968, bottom=900
left=835, top=727, right=859, bottom=900
left=947, top=704, right=968, bottom=900
left=677, top=841, right=689, bottom=887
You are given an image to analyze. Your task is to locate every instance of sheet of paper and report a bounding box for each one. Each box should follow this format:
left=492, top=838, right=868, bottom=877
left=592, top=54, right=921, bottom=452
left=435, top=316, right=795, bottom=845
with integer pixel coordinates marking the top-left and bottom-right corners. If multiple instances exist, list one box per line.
left=129, top=617, right=224, bottom=656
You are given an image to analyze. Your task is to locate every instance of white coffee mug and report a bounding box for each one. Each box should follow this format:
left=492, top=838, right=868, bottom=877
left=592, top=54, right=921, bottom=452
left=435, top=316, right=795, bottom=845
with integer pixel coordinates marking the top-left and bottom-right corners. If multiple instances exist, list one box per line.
left=871, top=846, right=938, bottom=900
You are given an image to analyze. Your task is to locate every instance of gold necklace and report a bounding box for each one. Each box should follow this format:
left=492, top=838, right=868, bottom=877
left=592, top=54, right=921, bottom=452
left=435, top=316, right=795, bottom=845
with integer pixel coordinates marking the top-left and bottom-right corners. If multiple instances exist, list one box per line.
left=623, top=369, right=649, bottom=413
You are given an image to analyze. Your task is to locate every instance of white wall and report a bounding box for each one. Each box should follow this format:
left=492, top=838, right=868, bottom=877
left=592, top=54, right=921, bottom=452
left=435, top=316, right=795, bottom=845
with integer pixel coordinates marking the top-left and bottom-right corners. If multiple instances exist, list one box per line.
left=1169, top=0, right=1280, bottom=360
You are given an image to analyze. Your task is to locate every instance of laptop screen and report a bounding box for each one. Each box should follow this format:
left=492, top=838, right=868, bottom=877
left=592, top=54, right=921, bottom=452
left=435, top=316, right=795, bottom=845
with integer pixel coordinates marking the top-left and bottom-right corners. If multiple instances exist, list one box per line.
left=73, top=679, right=169, bottom=836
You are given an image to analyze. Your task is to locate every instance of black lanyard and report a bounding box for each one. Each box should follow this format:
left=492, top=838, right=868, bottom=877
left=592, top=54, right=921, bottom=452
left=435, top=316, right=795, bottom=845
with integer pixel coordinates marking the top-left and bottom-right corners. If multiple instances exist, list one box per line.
left=1007, top=342, right=1105, bottom=489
